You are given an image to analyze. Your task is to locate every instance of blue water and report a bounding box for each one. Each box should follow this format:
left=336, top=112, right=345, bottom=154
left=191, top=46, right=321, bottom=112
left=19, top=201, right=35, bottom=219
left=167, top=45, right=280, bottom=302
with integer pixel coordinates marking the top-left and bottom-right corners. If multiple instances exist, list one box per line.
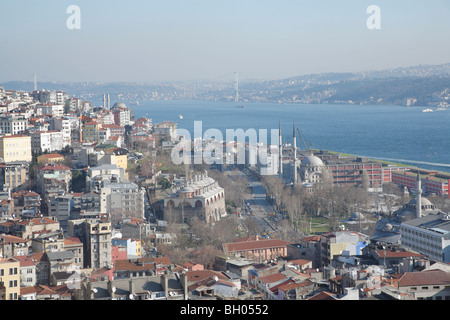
left=125, top=100, right=450, bottom=172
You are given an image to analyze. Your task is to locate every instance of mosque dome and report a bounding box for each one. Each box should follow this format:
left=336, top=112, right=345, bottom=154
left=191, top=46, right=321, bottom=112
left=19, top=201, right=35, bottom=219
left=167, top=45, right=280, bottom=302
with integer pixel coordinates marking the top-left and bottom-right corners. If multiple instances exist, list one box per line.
left=407, top=197, right=433, bottom=207
left=301, top=155, right=324, bottom=167
left=179, top=186, right=195, bottom=193
left=112, top=102, right=127, bottom=109
left=350, top=212, right=366, bottom=221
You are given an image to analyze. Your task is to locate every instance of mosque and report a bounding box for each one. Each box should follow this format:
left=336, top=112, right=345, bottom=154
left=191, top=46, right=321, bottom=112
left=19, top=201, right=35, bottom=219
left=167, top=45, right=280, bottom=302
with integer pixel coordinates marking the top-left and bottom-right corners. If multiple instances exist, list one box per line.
left=163, top=171, right=226, bottom=225
left=370, top=174, right=442, bottom=244
left=393, top=175, right=440, bottom=223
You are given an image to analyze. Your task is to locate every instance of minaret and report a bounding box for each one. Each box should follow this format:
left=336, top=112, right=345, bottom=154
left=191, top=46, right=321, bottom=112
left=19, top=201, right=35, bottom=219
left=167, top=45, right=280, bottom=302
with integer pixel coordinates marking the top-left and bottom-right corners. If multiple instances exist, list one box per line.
left=103, top=94, right=106, bottom=109
left=107, top=94, right=110, bottom=110
left=279, top=121, right=283, bottom=177
left=416, top=173, right=422, bottom=219
left=293, top=121, right=297, bottom=184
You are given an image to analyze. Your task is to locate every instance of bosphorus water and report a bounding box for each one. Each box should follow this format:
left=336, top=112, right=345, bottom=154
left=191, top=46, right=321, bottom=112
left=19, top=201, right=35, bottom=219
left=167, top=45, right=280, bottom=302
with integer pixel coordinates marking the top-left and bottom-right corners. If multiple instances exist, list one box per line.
left=126, top=100, right=450, bottom=172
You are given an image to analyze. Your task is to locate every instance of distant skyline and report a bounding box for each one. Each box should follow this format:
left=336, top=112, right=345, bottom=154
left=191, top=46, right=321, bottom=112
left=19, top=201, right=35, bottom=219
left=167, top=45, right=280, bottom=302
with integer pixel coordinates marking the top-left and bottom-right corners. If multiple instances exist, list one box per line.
left=1, top=0, right=450, bottom=83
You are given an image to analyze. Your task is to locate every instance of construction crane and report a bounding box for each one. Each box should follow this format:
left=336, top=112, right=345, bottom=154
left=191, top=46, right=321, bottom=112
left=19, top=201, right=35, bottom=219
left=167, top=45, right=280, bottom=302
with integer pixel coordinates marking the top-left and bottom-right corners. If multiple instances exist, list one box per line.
left=297, top=128, right=313, bottom=152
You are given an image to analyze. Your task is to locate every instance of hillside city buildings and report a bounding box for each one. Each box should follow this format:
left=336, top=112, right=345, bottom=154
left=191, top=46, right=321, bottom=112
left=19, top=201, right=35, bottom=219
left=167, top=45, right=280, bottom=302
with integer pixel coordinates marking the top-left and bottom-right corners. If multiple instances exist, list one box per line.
left=0, top=85, right=450, bottom=302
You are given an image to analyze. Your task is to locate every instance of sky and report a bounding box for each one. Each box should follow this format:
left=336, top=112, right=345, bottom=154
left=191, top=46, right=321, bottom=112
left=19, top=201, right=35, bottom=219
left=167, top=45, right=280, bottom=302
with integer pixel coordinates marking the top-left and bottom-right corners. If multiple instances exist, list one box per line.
left=1, top=0, right=450, bottom=83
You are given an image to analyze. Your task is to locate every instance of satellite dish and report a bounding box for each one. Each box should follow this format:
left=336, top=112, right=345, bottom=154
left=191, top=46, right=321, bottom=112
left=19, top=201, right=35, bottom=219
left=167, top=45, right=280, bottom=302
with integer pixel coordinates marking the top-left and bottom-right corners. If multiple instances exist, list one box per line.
left=92, top=288, right=98, bottom=293
left=129, top=294, right=134, bottom=300
left=112, top=287, right=116, bottom=293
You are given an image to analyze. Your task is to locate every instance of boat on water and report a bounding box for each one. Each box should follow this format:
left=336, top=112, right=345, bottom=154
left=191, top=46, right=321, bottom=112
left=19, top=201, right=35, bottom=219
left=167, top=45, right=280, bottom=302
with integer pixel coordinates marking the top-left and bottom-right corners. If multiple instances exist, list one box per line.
left=178, top=114, right=183, bottom=119
left=236, top=104, right=245, bottom=108
left=130, top=101, right=140, bottom=106
left=422, top=108, right=433, bottom=112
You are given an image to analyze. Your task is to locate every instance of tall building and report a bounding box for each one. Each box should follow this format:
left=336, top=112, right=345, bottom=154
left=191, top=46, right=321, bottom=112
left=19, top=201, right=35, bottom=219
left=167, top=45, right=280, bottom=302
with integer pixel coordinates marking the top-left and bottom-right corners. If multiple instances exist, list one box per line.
left=69, top=218, right=112, bottom=269
left=86, top=165, right=145, bottom=223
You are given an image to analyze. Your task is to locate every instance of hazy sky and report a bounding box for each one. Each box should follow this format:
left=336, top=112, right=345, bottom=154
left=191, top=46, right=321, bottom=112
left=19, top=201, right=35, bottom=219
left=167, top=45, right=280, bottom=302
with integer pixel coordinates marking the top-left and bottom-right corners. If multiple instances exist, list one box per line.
left=2, top=0, right=450, bottom=83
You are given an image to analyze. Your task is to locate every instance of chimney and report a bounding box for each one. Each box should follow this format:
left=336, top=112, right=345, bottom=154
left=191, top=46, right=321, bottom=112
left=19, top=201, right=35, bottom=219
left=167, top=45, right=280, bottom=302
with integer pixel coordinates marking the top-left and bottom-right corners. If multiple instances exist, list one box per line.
left=107, top=280, right=116, bottom=299
left=129, top=278, right=135, bottom=295
left=160, top=273, right=169, bottom=297
left=180, top=272, right=188, bottom=299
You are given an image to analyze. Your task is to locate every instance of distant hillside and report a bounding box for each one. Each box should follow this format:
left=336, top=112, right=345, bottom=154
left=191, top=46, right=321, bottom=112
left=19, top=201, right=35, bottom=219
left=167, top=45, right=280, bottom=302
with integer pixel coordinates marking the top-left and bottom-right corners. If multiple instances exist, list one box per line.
left=2, top=63, right=450, bottom=106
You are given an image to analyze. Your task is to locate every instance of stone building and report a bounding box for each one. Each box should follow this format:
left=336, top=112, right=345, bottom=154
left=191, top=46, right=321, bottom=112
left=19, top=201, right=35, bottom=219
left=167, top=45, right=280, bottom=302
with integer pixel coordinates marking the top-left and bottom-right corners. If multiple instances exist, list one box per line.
left=163, top=171, right=226, bottom=224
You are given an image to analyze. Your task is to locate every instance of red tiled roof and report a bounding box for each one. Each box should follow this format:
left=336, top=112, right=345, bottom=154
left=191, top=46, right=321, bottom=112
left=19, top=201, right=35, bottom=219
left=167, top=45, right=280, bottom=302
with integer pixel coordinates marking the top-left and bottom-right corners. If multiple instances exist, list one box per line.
left=223, top=239, right=290, bottom=253
left=186, top=270, right=228, bottom=283
left=301, top=235, right=322, bottom=242
left=398, top=270, right=450, bottom=287
left=375, top=250, right=424, bottom=259
left=13, top=255, right=35, bottom=267
left=64, top=236, right=82, bottom=246
left=39, top=163, right=71, bottom=171
left=278, top=279, right=314, bottom=293
left=39, top=153, right=63, bottom=159
left=258, top=272, right=286, bottom=284
left=307, top=291, right=338, bottom=300
left=288, top=259, right=312, bottom=266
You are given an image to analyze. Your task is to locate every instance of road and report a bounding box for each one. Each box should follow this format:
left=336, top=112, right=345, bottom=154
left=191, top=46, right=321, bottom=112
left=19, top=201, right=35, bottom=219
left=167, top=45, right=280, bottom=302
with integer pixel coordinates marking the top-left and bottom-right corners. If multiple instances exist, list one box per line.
left=227, top=168, right=279, bottom=236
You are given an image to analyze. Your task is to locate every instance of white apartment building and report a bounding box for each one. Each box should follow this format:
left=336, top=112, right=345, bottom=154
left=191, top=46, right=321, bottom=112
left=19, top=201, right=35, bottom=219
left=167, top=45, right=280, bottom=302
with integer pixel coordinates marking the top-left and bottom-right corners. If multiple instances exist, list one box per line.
left=55, top=91, right=68, bottom=105
left=100, top=181, right=145, bottom=221
left=86, top=164, right=144, bottom=222
left=31, top=130, right=64, bottom=153
left=112, top=108, right=131, bottom=126
left=37, top=104, right=64, bottom=117
left=400, top=213, right=450, bottom=263
left=0, top=115, right=28, bottom=135
left=48, top=117, right=71, bottom=147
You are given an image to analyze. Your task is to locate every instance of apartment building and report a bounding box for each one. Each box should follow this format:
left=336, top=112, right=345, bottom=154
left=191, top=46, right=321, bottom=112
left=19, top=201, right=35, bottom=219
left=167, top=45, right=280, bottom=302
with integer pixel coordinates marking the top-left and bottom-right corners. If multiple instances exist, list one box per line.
left=0, top=257, right=20, bottom=300
left=320, top=231, right=368, bottom=268
left=31, top=130, right=64, bottom=153
left=36, top=163, right=72, bottom=198
left=0, top=135, right=32, bottom=163
left=0, top=161, right=29, bottom=192
left=69, top=218, right=112, bottom=269
left=0, top=115, right=28, bottom=135
left=400, top=213, right=450, bottom=263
